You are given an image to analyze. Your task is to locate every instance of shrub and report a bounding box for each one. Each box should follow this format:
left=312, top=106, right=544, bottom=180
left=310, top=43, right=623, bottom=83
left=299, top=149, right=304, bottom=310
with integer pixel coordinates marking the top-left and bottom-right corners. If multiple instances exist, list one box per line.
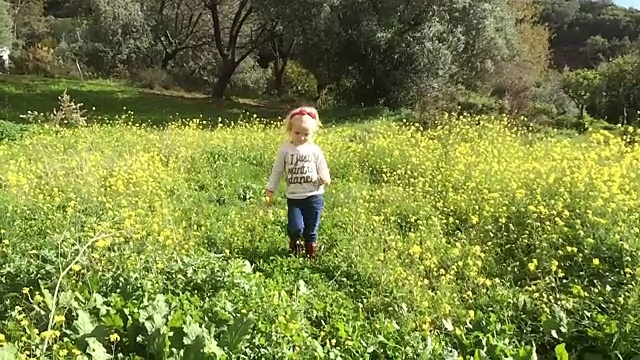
left=11, top=40, right=60, bottom=77
left=0, top=120, right=30, bottom=141
left=19, top=90, right=88, bottom=127
left=415, top=86, right=509, bottom=128
left=283, top=61, right=317, bottom=100
left=131, top=67, right=174, bottom=90
left=228, top=57, right=270, bottom=97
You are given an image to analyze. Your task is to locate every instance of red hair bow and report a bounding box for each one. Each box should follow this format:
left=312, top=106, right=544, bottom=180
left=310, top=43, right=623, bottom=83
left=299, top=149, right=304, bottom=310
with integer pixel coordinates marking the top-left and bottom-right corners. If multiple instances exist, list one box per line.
left=289, top=108, right=317, bottom=120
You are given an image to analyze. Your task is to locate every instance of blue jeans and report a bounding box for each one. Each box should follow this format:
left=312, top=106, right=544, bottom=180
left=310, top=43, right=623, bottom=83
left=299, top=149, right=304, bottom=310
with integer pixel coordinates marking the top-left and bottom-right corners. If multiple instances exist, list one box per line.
left=287, top=194, right=324, bottom=244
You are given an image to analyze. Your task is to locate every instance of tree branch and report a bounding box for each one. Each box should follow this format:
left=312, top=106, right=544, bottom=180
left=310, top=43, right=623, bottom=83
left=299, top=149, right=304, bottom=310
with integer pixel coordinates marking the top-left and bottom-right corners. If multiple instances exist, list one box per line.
left=207, top=0, right=228, bottom=58
left=228, top=2, right=254, bottom=56
left=236, top=24, right=267, bottom=64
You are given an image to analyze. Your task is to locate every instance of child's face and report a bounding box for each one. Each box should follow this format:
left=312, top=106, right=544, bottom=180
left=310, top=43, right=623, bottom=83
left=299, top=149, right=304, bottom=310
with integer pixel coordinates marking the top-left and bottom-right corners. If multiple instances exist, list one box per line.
left=290, top=117, right=315, bottom=145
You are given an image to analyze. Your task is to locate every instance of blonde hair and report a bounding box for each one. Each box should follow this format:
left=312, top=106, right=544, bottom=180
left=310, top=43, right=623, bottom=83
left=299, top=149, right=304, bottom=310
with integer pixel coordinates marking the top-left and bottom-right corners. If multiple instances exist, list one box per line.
left=284, top=106, right=321, bottom=134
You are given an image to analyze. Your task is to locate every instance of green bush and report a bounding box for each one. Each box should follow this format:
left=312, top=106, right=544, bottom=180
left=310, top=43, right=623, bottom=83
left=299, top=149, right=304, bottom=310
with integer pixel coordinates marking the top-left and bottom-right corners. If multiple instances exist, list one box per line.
left=284, top=61, right=317, bottom=100
left=228, top=57, right=270, bottom=97
left=131, top=67, right=174, bottom=90
left=0, top=120, right=30, bottom=141
left=416, top=86, right=509, bottom=128
left=456, top=91, right=509, bottom=115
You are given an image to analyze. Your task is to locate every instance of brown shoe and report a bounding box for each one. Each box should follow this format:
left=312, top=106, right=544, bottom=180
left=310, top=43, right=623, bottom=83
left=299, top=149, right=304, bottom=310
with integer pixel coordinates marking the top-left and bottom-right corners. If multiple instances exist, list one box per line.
left=290, top=239, right=303, bottom=256
left=305, top=242, right=317, bottom=260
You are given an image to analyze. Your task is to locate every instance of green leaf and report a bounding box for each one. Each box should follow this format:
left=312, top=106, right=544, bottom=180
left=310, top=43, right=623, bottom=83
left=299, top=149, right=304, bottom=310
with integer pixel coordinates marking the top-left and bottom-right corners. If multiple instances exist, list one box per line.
left=182, top=322, right=226, bottom=360
left=184, top=322, right=203, bottom=344
left=147, top=328, right=169, bottom=360
left=0, top=343, right=19, bottom=360
left=312, top=339, right=325, bottom=358
left=39, top=281, right=53, bottom=311
left=542, top=318, right=560, bottom=337
left=183, top=321, right=224, bottom=359
left=442, top=319, right=454, bottom=332
left=204, top=337, right=225, bottom=359
left=141, top=294, right=169, bottom=334
left=555, top=343, right=569, bottom=360
left=88, top=293, right=106, bottom=314
left=219, top=313, right=254, bottom=353
left=168, top=309, right=185, bottom=329
left=101, top=312, right=124, bottom=329
left=86, top=338, right=112, bottom=360
left=74, top=309, right=96, bottom=336
left=183, top=334, right=205, bottom=360
left=517, top=345, right=537, bottom=360
left=298, top=279, right=308, bottom=294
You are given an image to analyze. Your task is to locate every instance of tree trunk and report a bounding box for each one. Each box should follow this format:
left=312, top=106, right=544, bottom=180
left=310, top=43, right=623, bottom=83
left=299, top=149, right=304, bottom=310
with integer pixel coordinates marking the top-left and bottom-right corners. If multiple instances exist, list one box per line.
left=212, top=59, right=237, bottom=99
left=161, top=50, right=178, bottom=69
left=274, top=58, right=288, bottom=96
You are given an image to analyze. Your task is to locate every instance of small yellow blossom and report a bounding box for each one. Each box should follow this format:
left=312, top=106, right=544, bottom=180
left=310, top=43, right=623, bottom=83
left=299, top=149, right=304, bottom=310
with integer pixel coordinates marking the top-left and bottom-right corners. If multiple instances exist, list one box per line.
left=442, top=303, right=451, bottom=315
left=95, top=239, right=109, bottom=248
left=40, top=330, right=60, bottom=339
left=109, top=333, right=121, bottom=343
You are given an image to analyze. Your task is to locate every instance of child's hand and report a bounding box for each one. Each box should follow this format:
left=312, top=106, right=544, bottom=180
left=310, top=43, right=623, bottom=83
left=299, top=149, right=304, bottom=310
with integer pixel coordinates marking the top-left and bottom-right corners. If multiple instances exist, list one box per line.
left=318, top=175, right=330, bottom=186
left=265, top=190, right=274, bottom=206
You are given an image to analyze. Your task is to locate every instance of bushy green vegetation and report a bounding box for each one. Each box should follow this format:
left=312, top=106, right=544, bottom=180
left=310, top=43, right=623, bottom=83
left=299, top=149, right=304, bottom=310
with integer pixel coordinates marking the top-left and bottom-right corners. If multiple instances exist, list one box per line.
left=6, top=0, right=640, bottom=129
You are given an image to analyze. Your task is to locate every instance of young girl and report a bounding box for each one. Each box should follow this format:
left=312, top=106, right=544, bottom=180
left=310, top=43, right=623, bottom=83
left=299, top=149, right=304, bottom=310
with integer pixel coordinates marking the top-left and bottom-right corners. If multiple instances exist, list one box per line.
left=265, top=106, right=331, bottom=259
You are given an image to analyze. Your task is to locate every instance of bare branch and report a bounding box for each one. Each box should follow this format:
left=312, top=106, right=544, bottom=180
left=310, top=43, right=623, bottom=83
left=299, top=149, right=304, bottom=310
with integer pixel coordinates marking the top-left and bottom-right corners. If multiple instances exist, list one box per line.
left=228, top=1, right=253, bottom=55
left=207, top=0, right=228, bottom=58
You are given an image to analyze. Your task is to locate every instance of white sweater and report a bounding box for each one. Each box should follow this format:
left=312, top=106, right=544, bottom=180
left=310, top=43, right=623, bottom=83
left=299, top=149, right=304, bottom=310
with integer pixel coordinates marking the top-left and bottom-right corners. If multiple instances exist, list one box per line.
left=266, top=142, right=331, bottom=199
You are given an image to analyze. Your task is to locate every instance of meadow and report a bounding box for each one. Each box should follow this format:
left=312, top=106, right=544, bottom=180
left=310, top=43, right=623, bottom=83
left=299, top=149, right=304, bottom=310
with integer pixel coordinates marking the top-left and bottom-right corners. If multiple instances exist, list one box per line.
left=1, top=77, right=640, bottom=359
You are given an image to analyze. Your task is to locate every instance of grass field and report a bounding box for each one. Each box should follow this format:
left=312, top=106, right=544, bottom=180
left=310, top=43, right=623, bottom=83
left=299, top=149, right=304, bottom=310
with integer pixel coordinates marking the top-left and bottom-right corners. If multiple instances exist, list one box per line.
left=0, top=75, right=293, bottom=126
left=1, top=76, right=640, bottom=359
left=0, top=75, right=387, bottom=127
